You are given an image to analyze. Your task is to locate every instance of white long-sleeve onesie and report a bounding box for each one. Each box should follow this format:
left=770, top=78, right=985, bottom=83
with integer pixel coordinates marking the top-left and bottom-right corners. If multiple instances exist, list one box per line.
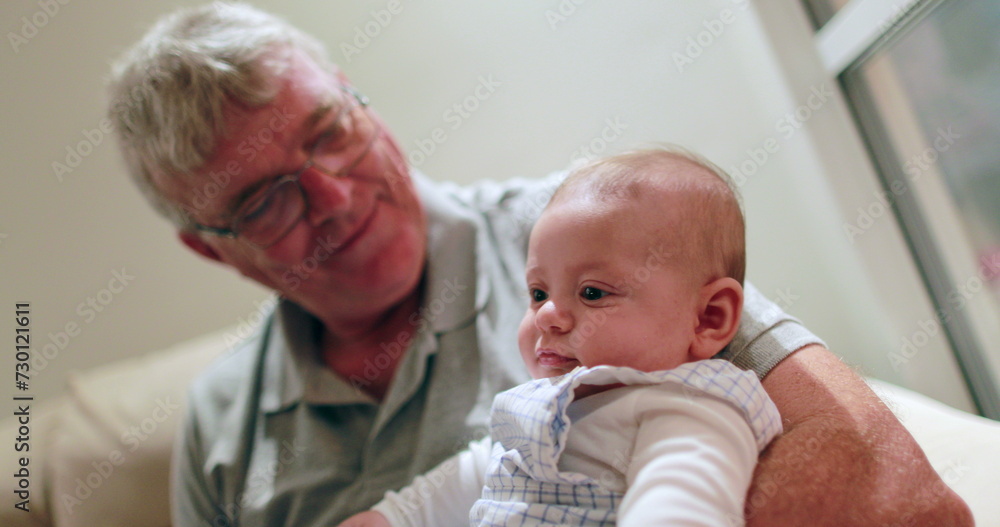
left=374, top=360, right=781, bottom=526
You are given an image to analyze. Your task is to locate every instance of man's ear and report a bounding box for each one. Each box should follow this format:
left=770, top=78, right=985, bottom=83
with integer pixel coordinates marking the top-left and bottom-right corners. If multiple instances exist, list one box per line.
left=178, top=230, right=223, bottom=263
left=689, top=277, right=744, bottom=361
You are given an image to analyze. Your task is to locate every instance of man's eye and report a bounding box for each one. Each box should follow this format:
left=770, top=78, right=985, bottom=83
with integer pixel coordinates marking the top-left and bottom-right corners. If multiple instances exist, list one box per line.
left=530, top=289, right=548, bottom=302
left=313, top=131, right=335, bottom=155
left=317, top=118, right=352, bottom=153
left=240, top=194, right=273, bottom=224
left=580, top=287, right=608, bottom=301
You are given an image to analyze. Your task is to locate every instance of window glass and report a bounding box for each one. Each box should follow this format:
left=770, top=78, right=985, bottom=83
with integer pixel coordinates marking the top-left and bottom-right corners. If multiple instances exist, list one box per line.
left=842, top=0, right=1000, bottom=415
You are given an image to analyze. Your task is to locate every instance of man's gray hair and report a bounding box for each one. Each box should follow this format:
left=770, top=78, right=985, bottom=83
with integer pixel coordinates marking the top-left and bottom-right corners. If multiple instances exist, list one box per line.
left=107, top=2, right=331, bottom=226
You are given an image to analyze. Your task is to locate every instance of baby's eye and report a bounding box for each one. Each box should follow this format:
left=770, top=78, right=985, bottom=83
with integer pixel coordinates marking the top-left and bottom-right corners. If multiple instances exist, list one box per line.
left=530, top=289, right=548, bottom=303
left=580, top=287, right=608, bottom=301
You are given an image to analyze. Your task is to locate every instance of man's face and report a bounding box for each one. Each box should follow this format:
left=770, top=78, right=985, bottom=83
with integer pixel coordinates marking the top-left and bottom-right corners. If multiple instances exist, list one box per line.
left=154, top=50, right=427, bottom=325
left=517, top=192, right=702, bottom=379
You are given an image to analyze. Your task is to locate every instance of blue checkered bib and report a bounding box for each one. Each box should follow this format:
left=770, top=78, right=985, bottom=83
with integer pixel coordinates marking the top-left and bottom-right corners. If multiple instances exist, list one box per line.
left=469, top=360, right=781, bottom=526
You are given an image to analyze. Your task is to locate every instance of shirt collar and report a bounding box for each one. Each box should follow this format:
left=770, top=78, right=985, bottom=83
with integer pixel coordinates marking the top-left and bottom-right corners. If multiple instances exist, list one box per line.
left=260, top=171, right=490, bottom=413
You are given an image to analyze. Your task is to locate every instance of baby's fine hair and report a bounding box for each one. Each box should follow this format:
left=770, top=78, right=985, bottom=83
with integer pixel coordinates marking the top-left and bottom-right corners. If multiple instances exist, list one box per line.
left=550, top=147, right=746, bottom=284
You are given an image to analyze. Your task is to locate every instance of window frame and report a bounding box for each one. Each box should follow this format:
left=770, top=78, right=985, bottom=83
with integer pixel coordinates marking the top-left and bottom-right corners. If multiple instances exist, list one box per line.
left=811, top=0, right=1000, bottom=418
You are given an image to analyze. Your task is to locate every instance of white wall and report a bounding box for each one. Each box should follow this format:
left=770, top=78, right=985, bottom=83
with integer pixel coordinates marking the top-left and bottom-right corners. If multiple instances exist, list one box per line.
left=0, top=0, right=974, bottom=411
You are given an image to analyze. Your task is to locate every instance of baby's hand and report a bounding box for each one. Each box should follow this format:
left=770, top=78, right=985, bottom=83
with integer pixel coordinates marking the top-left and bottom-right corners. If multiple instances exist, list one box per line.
left=338, top=510, right=391, bottom=527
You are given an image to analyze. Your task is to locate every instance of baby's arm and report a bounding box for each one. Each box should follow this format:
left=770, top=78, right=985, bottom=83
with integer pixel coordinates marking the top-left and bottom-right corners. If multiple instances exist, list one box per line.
left=339, top=435, right=493, bottom=527
left=619, top=380, right=779, bottom=527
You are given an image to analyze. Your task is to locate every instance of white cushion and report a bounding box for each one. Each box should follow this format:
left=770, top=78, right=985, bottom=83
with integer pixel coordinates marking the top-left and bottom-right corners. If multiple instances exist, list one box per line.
left=46, top=328, right=231, bottom=527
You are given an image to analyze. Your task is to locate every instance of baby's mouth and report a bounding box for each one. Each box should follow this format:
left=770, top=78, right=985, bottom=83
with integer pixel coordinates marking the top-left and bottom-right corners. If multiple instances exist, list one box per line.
left=536, top=349, right=577, bottom=368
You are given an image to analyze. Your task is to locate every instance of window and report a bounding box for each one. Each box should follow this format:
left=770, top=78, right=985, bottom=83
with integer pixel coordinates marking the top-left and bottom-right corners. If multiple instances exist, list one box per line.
left=803, top=0, right=852, bottom=27
left=815, top=0, right=1000, bottom=417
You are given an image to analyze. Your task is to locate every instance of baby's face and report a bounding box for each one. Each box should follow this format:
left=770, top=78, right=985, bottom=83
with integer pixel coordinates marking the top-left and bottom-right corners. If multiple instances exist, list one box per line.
left=518, top=193, right=702, bottom=379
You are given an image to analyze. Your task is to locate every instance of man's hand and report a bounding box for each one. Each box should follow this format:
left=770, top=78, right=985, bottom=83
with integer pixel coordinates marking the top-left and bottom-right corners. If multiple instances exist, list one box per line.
left=338, top=510, right=392, bottom=527
left=746, top=344, right=973, bottom=526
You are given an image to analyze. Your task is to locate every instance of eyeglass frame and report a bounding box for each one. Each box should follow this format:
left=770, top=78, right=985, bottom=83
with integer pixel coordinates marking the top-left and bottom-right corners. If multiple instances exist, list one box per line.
left=188, top=85, right=375, bottom=248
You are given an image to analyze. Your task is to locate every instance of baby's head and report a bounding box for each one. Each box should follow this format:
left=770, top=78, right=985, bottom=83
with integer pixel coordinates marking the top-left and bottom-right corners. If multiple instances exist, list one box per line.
left=519, top=147, right=746, bottom=379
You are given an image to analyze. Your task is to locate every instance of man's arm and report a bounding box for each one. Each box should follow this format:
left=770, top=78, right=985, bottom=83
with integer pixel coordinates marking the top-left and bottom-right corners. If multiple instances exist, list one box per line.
left=747, top=344, right=973, bottom=526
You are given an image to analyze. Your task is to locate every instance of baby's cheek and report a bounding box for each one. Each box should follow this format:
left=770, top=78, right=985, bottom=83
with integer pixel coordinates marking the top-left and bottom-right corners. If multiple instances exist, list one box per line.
left=516, top=313, right=537, bottom=357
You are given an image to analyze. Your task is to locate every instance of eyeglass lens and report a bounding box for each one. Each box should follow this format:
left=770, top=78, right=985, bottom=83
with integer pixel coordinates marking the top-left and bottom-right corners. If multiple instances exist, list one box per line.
left=233, top=89, right=375, bottom=248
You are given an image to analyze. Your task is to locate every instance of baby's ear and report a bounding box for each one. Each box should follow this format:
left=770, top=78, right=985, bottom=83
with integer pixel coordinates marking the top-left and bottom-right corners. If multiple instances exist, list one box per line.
left=689, top=277, right=743, bottom=361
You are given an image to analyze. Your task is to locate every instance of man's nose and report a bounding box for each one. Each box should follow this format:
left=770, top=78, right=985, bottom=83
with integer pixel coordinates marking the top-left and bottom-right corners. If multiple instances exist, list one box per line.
left=535, top=300, right=572, bottom=334
left=298, top=167, right=353, bottom=227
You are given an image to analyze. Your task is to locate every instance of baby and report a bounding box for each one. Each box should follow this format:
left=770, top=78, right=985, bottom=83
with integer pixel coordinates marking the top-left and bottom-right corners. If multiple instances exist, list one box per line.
left=341, top=148, right=781, bottom=526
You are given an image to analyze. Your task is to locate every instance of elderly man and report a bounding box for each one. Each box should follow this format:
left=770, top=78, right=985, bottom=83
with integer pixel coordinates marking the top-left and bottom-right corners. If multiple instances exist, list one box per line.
left=108, top=3, right=971, bottom=526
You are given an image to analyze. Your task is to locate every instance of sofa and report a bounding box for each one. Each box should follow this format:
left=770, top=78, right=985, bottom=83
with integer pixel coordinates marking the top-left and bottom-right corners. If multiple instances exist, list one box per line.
left=3, top=325, right=998, bottom=526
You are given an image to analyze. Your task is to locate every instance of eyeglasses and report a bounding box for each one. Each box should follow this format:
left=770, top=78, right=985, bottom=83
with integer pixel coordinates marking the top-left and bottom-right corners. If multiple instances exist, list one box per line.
left=190, top=86, right=378, bottom=248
